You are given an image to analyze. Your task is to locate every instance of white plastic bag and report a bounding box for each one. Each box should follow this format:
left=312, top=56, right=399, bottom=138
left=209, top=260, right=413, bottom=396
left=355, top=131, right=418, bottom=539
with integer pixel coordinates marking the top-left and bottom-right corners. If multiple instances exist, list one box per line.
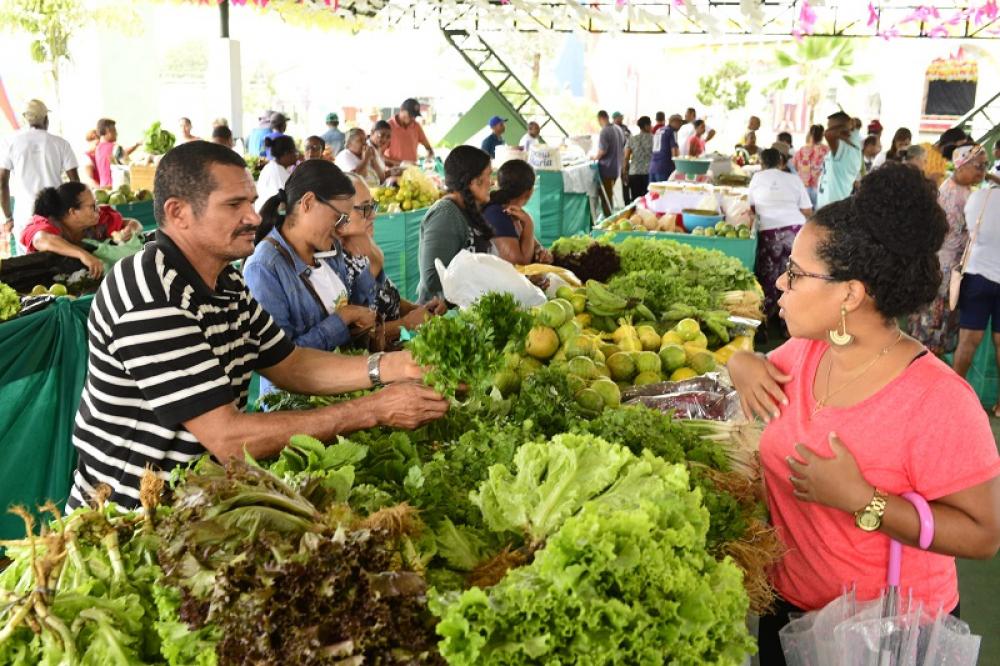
left=435, top=250, right=547, bottom=309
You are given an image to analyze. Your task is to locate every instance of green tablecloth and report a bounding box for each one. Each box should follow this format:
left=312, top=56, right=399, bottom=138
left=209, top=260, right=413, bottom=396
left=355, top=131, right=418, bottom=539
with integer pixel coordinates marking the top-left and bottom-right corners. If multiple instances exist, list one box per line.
left=0, top=296, right=92, bottom=542
left=592, top=229, right=758, bottom=270
left=372, top=206, right=427, bottom=302
left=113, top=200, right=157, bottom=232
left=527, top=170, right=593, bottom=247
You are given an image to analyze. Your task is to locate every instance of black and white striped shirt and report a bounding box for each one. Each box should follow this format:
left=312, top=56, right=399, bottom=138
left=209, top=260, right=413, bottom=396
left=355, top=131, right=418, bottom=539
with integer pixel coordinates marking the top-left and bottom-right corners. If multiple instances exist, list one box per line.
left=67, top=231, right=294, bottom=510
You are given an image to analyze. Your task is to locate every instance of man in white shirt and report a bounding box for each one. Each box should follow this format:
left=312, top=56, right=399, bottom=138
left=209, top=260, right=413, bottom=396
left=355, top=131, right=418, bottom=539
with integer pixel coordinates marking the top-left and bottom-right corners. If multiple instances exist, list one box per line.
left=676, top=108, right=697, bottom=157
left=519, top=121, right=543, bottom=152
left=676, top=107, right=716, bottom=157
left=0, top=99, right=79, bottom=253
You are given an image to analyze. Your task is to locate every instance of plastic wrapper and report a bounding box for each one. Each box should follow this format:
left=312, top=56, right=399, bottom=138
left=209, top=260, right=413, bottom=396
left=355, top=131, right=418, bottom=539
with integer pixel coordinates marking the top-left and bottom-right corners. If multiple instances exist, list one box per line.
left=436, top=250, right=547, bottom=309
left=781, top=587, right=982, bottom=666
left=622, top=373, right=741, bottom=421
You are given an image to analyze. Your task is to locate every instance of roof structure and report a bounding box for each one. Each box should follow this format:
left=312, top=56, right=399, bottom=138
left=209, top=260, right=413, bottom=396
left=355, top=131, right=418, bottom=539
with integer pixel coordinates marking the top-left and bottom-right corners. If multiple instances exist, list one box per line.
left=212, top=1, right=1000, bottom=39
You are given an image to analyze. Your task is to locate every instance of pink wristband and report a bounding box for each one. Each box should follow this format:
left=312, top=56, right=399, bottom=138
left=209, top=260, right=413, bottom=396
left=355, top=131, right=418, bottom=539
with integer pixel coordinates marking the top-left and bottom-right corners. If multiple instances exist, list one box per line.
left=901, top=491, right=934, bottom=550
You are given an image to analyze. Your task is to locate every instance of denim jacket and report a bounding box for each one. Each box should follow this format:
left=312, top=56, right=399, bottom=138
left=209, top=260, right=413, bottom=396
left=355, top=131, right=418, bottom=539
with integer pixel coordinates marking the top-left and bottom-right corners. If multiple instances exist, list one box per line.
left=243, top=227, right=379, bottom=353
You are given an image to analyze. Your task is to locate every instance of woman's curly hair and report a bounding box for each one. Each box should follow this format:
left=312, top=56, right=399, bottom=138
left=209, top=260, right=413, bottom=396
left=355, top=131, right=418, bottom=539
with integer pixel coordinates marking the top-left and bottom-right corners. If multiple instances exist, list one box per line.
left=812, top=162, right=948, bottom=320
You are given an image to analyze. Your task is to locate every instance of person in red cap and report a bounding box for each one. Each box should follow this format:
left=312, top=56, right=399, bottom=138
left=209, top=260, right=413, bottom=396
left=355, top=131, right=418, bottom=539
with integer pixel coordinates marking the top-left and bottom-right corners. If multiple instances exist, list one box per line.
left=386, top=98, right=435, bottom=165
left=867, top=119, right=883, bottom=138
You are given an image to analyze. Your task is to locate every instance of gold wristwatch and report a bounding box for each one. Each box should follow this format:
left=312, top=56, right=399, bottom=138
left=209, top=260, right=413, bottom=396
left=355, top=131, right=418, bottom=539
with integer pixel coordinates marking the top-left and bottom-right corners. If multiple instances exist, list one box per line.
left=854, top=488, right=888, bottom=532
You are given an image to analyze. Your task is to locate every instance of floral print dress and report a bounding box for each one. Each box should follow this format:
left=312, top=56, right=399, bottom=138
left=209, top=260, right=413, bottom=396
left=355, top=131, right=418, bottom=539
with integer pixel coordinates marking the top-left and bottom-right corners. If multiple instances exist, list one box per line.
left=791, top=144, right=829, bottom=190
left=906, top=177, right=971, bottom=355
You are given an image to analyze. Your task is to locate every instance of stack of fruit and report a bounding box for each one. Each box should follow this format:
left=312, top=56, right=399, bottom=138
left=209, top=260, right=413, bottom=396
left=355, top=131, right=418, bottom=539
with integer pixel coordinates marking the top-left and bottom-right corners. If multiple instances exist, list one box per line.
left=95, top=184, right=152, bottom=207
left=690, top=220, right=752, bottom=239
left=496, top=280, right=750, bottom=415
left=373, top=166, right=442, bottom=213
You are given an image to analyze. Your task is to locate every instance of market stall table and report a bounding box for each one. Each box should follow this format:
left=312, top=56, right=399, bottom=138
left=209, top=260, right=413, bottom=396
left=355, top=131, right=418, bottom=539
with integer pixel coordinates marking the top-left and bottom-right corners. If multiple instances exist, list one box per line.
left=526, top=162, right=598, bottom=247
left=0, top=295, right=91, bottom=543
left=591, top=229, right=758, bottom=270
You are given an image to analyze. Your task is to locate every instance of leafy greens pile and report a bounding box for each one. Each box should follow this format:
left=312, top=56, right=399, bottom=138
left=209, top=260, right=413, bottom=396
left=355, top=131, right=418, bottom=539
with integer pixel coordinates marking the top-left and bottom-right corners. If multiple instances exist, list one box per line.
left=0, top=281, right=21, bottom=321
left=432, top=433, right=755, bottom=665
left=407, top=292, right=532, bottom=399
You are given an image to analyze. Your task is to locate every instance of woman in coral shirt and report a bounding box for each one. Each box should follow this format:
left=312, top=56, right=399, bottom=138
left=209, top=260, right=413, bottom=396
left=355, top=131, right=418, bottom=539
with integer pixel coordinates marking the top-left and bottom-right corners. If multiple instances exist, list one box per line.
left=728, top=163, right=1000, bottom=664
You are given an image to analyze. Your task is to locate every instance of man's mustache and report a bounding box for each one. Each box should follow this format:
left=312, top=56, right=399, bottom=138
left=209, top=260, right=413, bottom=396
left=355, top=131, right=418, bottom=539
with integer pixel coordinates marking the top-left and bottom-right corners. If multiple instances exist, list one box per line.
left=233, top=224, right=259, bottom=238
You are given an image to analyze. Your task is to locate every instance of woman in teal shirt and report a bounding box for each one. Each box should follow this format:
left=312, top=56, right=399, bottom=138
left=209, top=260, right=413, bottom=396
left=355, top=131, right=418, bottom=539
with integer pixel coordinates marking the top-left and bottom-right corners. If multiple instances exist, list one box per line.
left=416, top=146, right=494, bottom=303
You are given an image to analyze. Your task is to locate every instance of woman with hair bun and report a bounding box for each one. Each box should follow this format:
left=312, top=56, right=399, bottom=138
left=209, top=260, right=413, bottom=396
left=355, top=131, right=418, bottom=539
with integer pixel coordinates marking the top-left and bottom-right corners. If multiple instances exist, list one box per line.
left=907, top=144, right=988, bottom=355
left=243, top=160, right=380, bottom=396
left=481, top=159, right=551, bottom=266
left=416, top=145, right=494, bottom=303
left=22, top=182, right=142, bottom=277
left=727, top=162, right=1000, bottom=663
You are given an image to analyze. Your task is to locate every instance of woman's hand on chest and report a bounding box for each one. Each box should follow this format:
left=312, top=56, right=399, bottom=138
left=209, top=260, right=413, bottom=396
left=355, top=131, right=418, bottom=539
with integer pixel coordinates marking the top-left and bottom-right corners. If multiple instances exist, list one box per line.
left=787, top=432, right=875, bottom=514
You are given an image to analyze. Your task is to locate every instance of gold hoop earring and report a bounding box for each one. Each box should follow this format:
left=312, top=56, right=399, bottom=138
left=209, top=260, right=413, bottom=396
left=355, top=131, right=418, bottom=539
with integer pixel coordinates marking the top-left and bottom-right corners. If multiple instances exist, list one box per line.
left=828, top=305, right=854, bottom=346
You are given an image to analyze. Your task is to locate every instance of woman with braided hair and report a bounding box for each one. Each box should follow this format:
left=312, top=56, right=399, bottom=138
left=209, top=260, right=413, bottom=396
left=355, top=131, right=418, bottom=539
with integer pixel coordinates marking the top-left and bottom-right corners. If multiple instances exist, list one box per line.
left=417, top=145, right=494, bottom=303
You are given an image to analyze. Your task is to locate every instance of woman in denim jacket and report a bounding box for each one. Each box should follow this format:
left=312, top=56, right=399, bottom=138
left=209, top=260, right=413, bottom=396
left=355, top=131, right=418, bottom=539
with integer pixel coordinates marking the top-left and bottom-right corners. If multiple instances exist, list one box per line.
left=244, top=161, right=378, bottom=393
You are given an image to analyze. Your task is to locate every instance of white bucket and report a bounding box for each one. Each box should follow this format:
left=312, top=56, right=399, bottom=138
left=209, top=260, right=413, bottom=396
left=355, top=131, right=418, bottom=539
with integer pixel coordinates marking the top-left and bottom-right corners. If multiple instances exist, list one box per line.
left=528, top=144, right=562, bottom=171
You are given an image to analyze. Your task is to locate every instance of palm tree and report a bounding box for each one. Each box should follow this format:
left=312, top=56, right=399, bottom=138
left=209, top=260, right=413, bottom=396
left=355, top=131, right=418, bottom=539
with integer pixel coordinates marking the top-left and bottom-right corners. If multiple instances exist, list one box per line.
left=766, top=37, right=872, bottom=125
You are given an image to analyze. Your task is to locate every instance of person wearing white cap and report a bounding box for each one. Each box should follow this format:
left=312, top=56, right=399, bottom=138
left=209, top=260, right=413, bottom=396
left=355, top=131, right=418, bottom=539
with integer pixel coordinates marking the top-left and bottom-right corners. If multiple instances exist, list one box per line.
left=0, top=99, right=79, bottom=255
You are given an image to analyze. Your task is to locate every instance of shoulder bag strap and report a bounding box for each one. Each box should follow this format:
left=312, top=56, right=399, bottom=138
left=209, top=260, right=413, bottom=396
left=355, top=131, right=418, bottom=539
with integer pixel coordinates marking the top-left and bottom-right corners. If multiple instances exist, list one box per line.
left=959, top=189, right=992, bottom=275
left=264, top=236, right=329, bottom=314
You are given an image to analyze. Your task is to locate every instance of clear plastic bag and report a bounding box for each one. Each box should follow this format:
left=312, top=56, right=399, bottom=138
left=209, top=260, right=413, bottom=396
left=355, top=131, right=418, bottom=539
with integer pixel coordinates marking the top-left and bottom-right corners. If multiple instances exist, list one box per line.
left=622, top=373, right=741, bottom=421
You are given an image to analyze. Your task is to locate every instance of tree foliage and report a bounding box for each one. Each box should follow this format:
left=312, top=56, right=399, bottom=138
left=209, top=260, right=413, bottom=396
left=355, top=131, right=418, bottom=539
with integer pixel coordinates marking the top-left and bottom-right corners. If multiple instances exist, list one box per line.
left=696, top=61, right=752, bottom=112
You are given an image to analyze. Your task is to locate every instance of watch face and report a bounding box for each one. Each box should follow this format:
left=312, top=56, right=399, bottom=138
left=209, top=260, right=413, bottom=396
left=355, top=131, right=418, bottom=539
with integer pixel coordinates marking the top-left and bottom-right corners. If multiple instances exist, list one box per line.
left=857, top=512, right=880, bottom=531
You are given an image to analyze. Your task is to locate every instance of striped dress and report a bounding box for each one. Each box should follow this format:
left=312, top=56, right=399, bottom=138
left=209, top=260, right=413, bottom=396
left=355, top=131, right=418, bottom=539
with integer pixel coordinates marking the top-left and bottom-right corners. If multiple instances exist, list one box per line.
left=66, top=231, right=294, bottom=510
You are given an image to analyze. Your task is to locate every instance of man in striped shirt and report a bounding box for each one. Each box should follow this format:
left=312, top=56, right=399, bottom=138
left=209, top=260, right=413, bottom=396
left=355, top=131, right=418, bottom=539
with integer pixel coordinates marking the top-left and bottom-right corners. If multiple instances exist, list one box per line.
left=67, top=141, right=448, bottom=510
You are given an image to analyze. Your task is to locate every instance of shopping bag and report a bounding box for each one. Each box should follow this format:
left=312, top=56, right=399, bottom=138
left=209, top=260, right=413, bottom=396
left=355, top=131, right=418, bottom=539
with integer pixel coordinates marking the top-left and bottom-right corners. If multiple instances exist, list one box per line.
left=83, top=234, right=144, bottom=272
left=435, top=250, right=547, bottom=309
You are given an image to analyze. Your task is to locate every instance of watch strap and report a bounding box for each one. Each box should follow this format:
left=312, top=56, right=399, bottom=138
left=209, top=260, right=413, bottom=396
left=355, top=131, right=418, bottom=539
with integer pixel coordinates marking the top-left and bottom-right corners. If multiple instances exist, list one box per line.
left=854, top=487, right=888, bottom=531
left=367, top=352, right=385, bottom=387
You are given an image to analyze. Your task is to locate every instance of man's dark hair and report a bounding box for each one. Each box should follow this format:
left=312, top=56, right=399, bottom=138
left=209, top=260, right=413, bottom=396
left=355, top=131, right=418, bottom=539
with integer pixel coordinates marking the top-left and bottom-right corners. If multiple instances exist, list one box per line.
left=637, top=115, right=652, bottom=130
left=372, top=120, right=391, bottom=133
left=686, top=107, right=696, bottom=116
left=211, top=125, right=233, bottom=142
left=777, top=131, right=793, bottom=145
left=96, top=118, right=116, bottom=137
left=655, top=111, right=665, bottom=122
left=828, top=111, right=851, bottom=122
left=305, top=135, right=325, bottom=149
left=694, top=119, right=705, bottom=129
left=153, top=141, right=247, bottom=226
left=597, top=110, right=609, bottom=120
left=863, top=134, right=880, bottom=149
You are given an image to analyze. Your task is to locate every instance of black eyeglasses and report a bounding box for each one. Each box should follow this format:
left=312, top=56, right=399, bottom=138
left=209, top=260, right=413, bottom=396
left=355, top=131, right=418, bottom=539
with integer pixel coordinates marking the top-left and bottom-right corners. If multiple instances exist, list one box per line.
left=315, top=195, right=352, bottom=228
left=353, top=202, right=377, bottom=219
left=785, top=259, right=836, bottom=290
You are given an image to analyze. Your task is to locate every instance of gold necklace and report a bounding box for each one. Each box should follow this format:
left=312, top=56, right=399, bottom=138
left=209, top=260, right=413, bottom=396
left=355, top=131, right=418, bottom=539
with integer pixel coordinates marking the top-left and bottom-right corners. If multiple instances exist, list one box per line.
left=811, top=330, right=905, bottom=417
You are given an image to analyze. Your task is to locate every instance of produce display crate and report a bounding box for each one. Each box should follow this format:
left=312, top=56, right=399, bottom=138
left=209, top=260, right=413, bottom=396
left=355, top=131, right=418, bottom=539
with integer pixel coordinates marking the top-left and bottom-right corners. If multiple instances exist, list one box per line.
left=112, top=199, right=157, bottom=232
left=591, top=229, right=758, bottom=271
left=129, top=164, right=156, bottom=193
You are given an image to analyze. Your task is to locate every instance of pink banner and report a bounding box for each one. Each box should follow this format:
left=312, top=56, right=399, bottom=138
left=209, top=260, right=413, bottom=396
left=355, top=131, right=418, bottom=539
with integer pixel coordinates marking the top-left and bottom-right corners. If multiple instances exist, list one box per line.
left=0, top=77, right=19, bottom=131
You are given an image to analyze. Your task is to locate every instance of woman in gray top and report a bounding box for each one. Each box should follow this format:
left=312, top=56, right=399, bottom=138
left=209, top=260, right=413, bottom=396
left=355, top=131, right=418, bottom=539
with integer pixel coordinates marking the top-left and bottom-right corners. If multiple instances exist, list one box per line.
left=417, top=145, right=494, bottom=303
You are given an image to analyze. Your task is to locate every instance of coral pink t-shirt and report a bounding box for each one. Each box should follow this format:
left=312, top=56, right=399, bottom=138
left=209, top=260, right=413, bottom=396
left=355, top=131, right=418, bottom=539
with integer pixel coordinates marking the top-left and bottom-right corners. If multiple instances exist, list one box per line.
left=761, top=337, right=1000, bottom=612
left=95, top=141, right=116, bottom=188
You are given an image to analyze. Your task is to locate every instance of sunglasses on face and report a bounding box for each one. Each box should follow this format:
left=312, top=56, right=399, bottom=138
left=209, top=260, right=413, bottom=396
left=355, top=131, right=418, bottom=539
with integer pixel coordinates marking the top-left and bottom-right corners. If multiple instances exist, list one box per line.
left=315, top=195, right=352, bottom=228
left=353, top=202, right=377, bottom=219
left=785, top=259, right=836, bottom=290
